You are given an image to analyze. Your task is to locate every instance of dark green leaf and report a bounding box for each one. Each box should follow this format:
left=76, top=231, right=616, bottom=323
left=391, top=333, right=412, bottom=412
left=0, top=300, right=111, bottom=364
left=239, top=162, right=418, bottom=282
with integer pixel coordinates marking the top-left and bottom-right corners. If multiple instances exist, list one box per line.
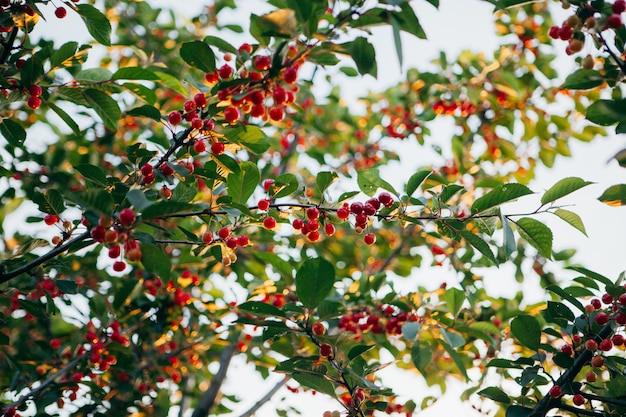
left=411, top=341, right=432, bottom=375
left=180, top=41, right=217, bottom=72
left=33, top=189, right=66, bottom=214
left=273, top=173, right=299, bottom=199
left=510, top=315, right=541, bottom=350
left=342, top=37, right=377, bottom=77
left=0, top=119, right=26, bottom=149
left=50, top=41, right=79, bottom=69
left=514, top=217, right=553, bottom=259
left=112, top=67, right=160, bottom=80
left=292, top=373, right=336, bottom=397
left=250, top=9, right=297, bottom=45
left=238, top=301, right=286, bottom=317
left=598, top=184, right=626, bottom=206
left=444, top=287, right=465, bottom=317
left=75, top=68, right=112, bottom=83
left=348, top=345, right=375, bottom=361
left=55, top=280, right=78, bottom=295
left=125, top=189, right=153, bottom=211
left=541, top=177, right=593, bottom=205
left=203, top=36, right=238, bottom=54
left=316, top=171, right=338, bottom=195
left=546, top=301, right=575, bottom=322
left=0, top=331, right=9, bottom=345
left=140, top=244, right=171, bottom=282
left=171, top=182, right=197, bottom=203
left=566, top=266, right=613, bottom=287
left=77, top=4, right=112, bottom=45
left=562, top=69, right=605, bottom=90
left=471, top=183, right=533, bottom=213
left=505, top=405, right=534, bottom=417
left=75, top=164, right=107, bottom=187
left=141, top=201, right=196, bottom=220
left=587, top=99, right=626, bottom=126
left=122, top=83, right=157, bottom=105
left=83, top=89, right=121, bottom=131
left=393, top=2, right=426, bottom=39
left=478, top=387, right=511, bottom=404
left=21, top=56, right=45, bottom=87
left=357, top=168, right=397, bottom=196
left=547, top=285, right=586, bottom=313
left=227, top=161, right=260, bottom=204
left=295, top=257, right=335, bottom=310
left=553, top=209, right=587, bottom=236
left=459, top=229, right=498, bottom=265
left=68, top=189, right=114, bottom=214
left=126, top=104, right=162, bottom=122
left=439, top=339, right=468, bottom=379
left=47, top=102, right=81, bottom=135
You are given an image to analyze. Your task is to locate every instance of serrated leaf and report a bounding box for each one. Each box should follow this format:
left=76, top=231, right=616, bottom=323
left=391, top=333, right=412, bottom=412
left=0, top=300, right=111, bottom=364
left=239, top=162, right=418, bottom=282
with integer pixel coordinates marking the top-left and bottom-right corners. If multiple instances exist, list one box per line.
left=295, top=258, right=335, bottom=310
left=459, top=229, right=497, bottom=265
left=75, top=164, right=107, bottom=187
left=562, top=69, right=605, bottom=90
left=514, top=217, right=553, bottom=259
left=357, top=168, right=397, bottom=197
left=598, top=184, right=626, bottom=206
left=75, top=68, right=112, bottom=83
left=406, top=170, right=431, bottom=197
left=126, top=104, right=162, bottom=122
left=510, top=315, right=541, bottom=350
left=478, top=387, right=511, bottom=404
left=554, top=209, right=587, bottom=236
left=33, top=189, right=66, bottom=214
left=140, top=244, right=171, bottom=282
left=541, top=177, right=593, bottom=204
left=444, top=287, right=465, bottom=317
left=342, top=37, right=377, bottom=77
left=502, top=214, right=516, bottom=258
left=0, top=118, right=26, bottom=148
left=225, top=124, right=269, bottom=154
left=471, top=183, right=533, bottom=213
left=50, top=41, right=79, bottom=69
left=83, top=89, right=121, bottom=131
left=77, top=4, right=111, bottom=46
left=238, top=301, right=286, bottom=317
left=227, top=161, right=260, bottom=204
left=180, top=41, right=216, bottom=72
left=112, top=67, right=160, bottom=80
left=47, top=102, right=81, bottom=135
left=141, top=201, right=196, bottom=220
left=316, top=171, right=338, bottom=195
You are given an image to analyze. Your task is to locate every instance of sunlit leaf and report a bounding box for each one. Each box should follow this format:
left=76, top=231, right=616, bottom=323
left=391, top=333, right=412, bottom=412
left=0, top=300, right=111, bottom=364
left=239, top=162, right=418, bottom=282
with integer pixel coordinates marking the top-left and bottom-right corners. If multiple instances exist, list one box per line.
left=553, top=209, right=587, bottom=236
left=541, top=177, right=593, bottom=205
left=598, top=184, right=626, bottom=206
left=471, top=183, right=533, bottom=213
left=514, top=217, right=552, bottom=259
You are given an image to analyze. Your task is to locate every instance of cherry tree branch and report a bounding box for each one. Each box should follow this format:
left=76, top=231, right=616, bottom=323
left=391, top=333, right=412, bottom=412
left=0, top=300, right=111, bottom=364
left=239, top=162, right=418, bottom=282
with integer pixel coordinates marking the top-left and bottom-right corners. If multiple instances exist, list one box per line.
left=237, top=377, right=289, bottom=417
left=191, top=342, right=237, bottom=417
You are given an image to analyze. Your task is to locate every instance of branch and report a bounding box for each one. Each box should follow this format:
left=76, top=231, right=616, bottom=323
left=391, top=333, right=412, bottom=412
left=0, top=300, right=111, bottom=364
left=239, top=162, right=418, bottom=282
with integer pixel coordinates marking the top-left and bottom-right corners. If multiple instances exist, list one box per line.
left=0, top=230, right=92, bottom=285
left=237, top=377, right=289, bottom=417
left=191, top=343, right=237, bottom=417
left=597, top=32, right=626, bottom=75
left=529, top=322, right=614, bottom=417
left=556, top=402, right=605, bottom=417
left=0, top=27, right=18, bottom=66
left=580, top=392, right=626, bottom=407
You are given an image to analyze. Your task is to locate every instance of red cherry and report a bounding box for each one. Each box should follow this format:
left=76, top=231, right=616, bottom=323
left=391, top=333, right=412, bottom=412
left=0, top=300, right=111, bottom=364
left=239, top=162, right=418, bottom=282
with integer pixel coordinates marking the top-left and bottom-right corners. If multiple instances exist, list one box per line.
left=292, top=218, right=304, bottom=230
left=50, top=338, right=61, bottom=349
left=140, top=163, right=153, bottom=176
left=560, top=344, right=574, bottom=356
left=573, top=393, right=585, bottom=406
left=312, top=322, right=326, bottom=335
left=585, top=370, right=597, bottom=382
left=202, top=232, right=213, bottom=244
left=591, top=355, right=604, bottom=368
left=548, top=25, right=560, bottom=39
left=599, top=338, right=613, bottom=351
left=238, top=43, right=253, bottom=54
left=283, top=66, right=298, bottom=84
left=269, top=106, right=285, bottom=121
left=585, top=339, right=598, bottom=351
left=616, top=312, right=626, bottom=325
left=55, top=6, right=67, bottom=18
left=257, top=199, right=270, bottom=211
left=118, top=208, right=135, bottom=226
left=324, top=223, right=335, bottom=236
left=191, top=118, right=203, bottom=130
left=307, top=231, right=320, bottom=242
left=218, top=64, right=233, bottom=79
left=602, top=293, right=614, bottom=304
left=607, top=14, right=623, bottom=29
left=614, top=0, right=626, bottom=14
left=273, top=87, right=286, bottom=105
left=218, top=227, right=230, bottom=240
left=590, top=298, right=602, bottom=310
left=263, top=217, right=276, bottom=229
left=364, top=233, right=376, bottom=245
left=160, top=164, right=174, bottom=176
left=113, top=261, right=126, bottom=272
left=378, top=192, right=394, bottom=207
left=613, top=334, right=625, bottom=346
left=27, top=96, right=42, bottom=109
left=319, top=343, right=332, bottom=357
left=237, top=235, right=249, bottom=246
left=90, top=225, right=106, bottom=242
left=194, top=93, right=207, bottom=108
left=44, top=214, right=59, bottom=225
left=224, top=107, right=239, bottom=123
left=205, top=71, right=219, bottom=83
left=29, top=84, right=42, bottom=97
left=263, top=179, right=274, bottom=192
left=193, top=139, right=206, bottom=153
left=183, top=100, right=196, bottom=113
left=108, top=245, right=121, bottom=258
left=168, top=111, right=182, bottom=125
left=350, top=202, right=364, bottom=214
left=336, top=207, right=349, bottom=220
left=254, top=55, right=271, bottom=71
left=594, top=312, right=609, bottom=326
left=549, top=385, right=562, bottom=398
left=211, top=141, right=225, bottom=155
left=306, top=207, right=319, bottom=220
left=226, top=238, right=238, bottom=249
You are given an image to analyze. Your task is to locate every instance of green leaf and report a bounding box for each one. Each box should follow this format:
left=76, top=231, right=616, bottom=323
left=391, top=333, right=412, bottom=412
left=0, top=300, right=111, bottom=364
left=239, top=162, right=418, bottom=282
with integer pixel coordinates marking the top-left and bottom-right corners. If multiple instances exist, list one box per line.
left=21, top=56, right=44, bottom=87
left=171, top=182, right=197, bottom=203
left=0, top=330, right=9, bottom=345
left=514, top=217, right=553, bottom=259
left=68, top=189, right=114, bottom=214
left=566, top=266, right=613, bottom=287
left=75, top=164, right=107, bottom=187
left=316, top=171, right=338, bottom=195
left=505, top=405, right=534, bottom=417
left=406, top=170, right=431, bottom=197
left=50, top=41, right=79, bottom=69
left=547, top=284, right=586, bottom=313
left=598, top=184, right=626, bottom=206
left=411, top=341, right=432, bottom=375
left=227, top=161, right=260, bottom=204
left=440, top=327, right=465, bottom=348
left=444, top=287, right=465, bottom=317
left=125, top=189, right=153, bottom=211
left=439, top=339, right=468, bottom=379
left=75, top=68, right=112, bottom=83
left=561, top=69, right=605, bottom=90
left=126, top=105, right=162, bottom=122
left=112, top=67, right=160, bottom=80
left=154, top=71, right=188, bottom=96
left=541, top=177, right=593, bottom=205
left=141, top=201, right=196, bottom=220
left=459, top=229, right=498, bottom=264
left=553, top=209, right=587, bottom=236
left=502, top=215, right=516, bottom=258
left=122, top=83, right=157, bottom=104
left=55, top=279, right=78, bottom=295
left=47, top=102, right=81, bottom=135
left=586, top=99, right=626, bottom=126
left=273, top=173, right=298, bottom=198
left=342, top=37, right=377, bottom=77
left=250, top=9, right=297, bottom=45
left=0, top=119, right=26, bottom=148
left=510, top=315, right=541, bottom=350
left=295, top=257, right=335, bottom=310
left=292, top=373, right=336, bottom=397
left=33, top=189, right=66, bottom=214
left=347, top=345, right=375, bottom=361
left=491, top=0, right=542, bottom=10
left=402, top=322, right=420, bottom=341
left=140, top=244, right=171, bottom=282
left=180, top=41, right=216, bottom=72
left=77, top=4, right=112, bottom=46
left=471, top=183, right=533, bottom=213
left=393, top=2, right=427, bottom=39
left=83, top=89, right=121, bottom=131
left=203, top=36, right=238, bottom=54
left=357, top=168, right=397, bottom=197
left=225, top=125, right=269, bottom=154
left=478, top=387, right=511, bottom=404
left=238, top=301, right=286, bottom=317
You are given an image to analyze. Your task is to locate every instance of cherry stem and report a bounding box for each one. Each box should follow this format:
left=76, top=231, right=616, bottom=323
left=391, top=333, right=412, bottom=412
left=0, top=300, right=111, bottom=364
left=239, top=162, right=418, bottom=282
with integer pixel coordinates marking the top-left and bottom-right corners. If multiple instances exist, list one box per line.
left=237, top=377, right=290, bottom=417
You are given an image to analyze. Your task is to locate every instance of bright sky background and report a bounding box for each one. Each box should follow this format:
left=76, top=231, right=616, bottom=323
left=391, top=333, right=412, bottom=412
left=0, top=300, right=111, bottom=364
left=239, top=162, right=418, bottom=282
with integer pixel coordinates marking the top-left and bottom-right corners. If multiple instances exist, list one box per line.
left=27, top=0, right=626, bottom=416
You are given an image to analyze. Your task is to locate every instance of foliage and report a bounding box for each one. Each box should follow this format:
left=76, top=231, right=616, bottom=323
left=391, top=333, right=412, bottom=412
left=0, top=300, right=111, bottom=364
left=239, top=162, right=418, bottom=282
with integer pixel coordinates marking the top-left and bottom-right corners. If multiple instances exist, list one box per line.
left=0, top=0, right=625, bottom=416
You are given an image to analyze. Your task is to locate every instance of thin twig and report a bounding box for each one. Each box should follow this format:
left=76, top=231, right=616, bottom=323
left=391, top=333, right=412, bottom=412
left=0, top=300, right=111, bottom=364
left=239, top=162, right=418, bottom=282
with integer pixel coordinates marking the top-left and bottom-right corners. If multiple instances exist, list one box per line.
left=191, top=343, right=237, bottom=417
left=237, top=377, right=290, bottom=417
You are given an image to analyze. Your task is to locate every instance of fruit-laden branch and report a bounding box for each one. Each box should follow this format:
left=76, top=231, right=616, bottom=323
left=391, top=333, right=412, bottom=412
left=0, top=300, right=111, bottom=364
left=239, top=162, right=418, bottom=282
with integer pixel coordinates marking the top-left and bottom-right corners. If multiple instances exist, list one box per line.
left=529, top=322, right=614, bottom=417
left=0, top=230, right=92, bottom=284
left=237, top=377, right=289, bottom=417
left=191, top=342, right=237, bottom=417
left=580, top=392, right=626, bottom=407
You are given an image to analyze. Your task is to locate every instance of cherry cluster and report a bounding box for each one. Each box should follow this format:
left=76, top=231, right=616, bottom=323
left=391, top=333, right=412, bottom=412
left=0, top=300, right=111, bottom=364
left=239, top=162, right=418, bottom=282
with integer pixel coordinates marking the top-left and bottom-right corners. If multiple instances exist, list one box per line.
left=88, top=209, right=142, bottom=273
left=338, top=304, right=418, bottom=339
left=432, top=99, right=477, bottom=117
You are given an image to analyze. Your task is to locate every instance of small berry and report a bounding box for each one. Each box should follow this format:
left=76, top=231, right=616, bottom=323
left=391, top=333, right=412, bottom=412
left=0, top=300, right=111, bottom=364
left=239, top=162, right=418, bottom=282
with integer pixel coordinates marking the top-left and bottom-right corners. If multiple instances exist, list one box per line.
left=307, top=207, right=319, bottom=220
left=307, top=231, right=321, bottom=242
left=585, top=339, right=598, bottom=351
left=378, top=192, right=394, bottom=207
left=582, top=54, right=594, bottom=70
left=191, top=118, right=203, bottom=130
left=258, top=199, right=270, bottom=211
left=599, top=338, right=613, bottom=351
left=602, top=293, right=614, bottom=304
left=591, top=355, right=604, bottom=368
left=205, top=71, right=219, bottom=83
left=238, top=43, right=253, bottom=54
left=292, top=218, right=304, bottom=230
left=113, top=261, right=126, bottom=272
left=350, top=202, right=364, bottom=215
left=549, top=385, right=562, bottom=398
left=218, top=227, right=230, bottom=240
left=337, top=207, right=350, bottom=220
left=254, top=55, right=271, bottom=71
left=573, top=393, right=585, bottom=406
left=184, top=100, right=196, bottom=113
left=586, top=370, right=597, bottom=382
left=616, top=312, right=626, bottom=324
left=193, top=139, right=206, bottom=153
left=312, top=322, right=326, bottom=336
left=140, top=163, right=153, bottom=176
left=364, top=233, right=376, bottom=245
left=168, top=111, right=182, bottom=125
left=324, top=223, right=335, bottom=236
left=607, top=14, right=623, bottom=29
left=594, top=312, right=609, bottom=326
left=263, top=179, right=274, bottom=192
left=50, top=338, right=61, bottom=349
left=160, top=186, right=172, bottom=199
left=27, top=96, right=42, bottom=109
left=237, top=235, right=249, bottom=246
left=560, top=344, right=574, bottom=356
left=269, top=106, right=285, bottom=121
left=590, top=298, right=602, bottom=310
left=44, top=214, right=59, bottom=225
left=263, top=216, right=277, bottom=229
left=613, top=334, right=625, bottom=346
left=218, top=64, right=233, bottom=79
left=119, top=208, right=136, bottom=226
left=226, top=237, right=238, bottom=249
left=202, top=232, right=213, bottom=245
left=319, top=343, right=333, bottom=357
left=29, top=84, right=42, bottom=97
left=194, top=93, right=207, bottom=108
left=614, top=0, right=626, bottom=14
left=211, top=141, right=225, bottom=155
left=55, top=6, right=67, bottom=18
left=224, top=107, right=239, bottom=123
left=108, top=245, right=121, bottom=258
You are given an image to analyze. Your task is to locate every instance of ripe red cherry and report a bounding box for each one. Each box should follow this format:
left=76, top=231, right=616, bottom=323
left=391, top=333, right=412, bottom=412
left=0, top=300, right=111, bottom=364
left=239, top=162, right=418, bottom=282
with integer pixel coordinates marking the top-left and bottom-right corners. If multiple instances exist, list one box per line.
left=218, top=64, right=233, bottom=79
left=614, top=0, right=626, bottom=14
left=191, top=118, right=203, bottom=130
left=237, top=235, right=249, bottom=246
left=90, top=225, right=106, bottom=242
left=55, top=6, right=67, bottom=18
left=254, top=55, right=271, bottom=71
left=112, top=261, right=126, bottom=272
left=573, top=393, right=585, bottom=406
left=616, top=312, right=626, bottom=325
left=140, top=163, right=153, bottom=176
left=194, top=93, right=207, bottom=108
left=336, top=207, right=349, bottom=220
left=364, top=233, right=376, bottom=245
left=311, top=322, right=326, bottom=336
left=238, top=43, right=252, bottom=54
left=273, top=87, right=286, bottom=105
left=263, top=179, right=274, bottom=192
left=283, top=66, right=298, bottom=84
left=205, top=71, right=218, bottom=83
left=324, top=223, right=335, bottom=236
left=307, top=231, right=320, bottom=242
left=269, top=106, right=285, bottom=121
left=257, top=199, right=270, bottom=211
left=44, top=214, right=59, bottom=225
left=613, top=334, right=625, bottom=346
left=183, top=100, right=196, bottom=113
left=591, top=355, right=604, bottom=368
left=224, top=107, right=239, bottom=123
left=594, top=312, right=609, bottom=325
left=108, top=245, right=121, bottom=258
left=29, top=84, right=42, bottom=97
left=211, top=141, right=225, bottom=155
left=350, top=202, right=364, bottom=214
left=599, top=338, right=613, bottom=351
left=168, top=111, right=182, bottom=125
left=263, top=217, right=276, bottom=229
left=307, top=207, right=319, bottom=220
left=590, top=298, right=602, bottom=310
left=218, top=227, right=230, bottom=240
left=560, top=344, right=574, bottom=356
left=585, top=339, right=598, bottom=351
left=548, top=385, right=562, bottom=398
left=202, top=232, right=213, bottom=244
left=50, top=338, right=61, bottom=349
left=607, top=14, right=623, bottom=29
left=585, top=370, right=597, bottom=382
left=378, top=192, right=394, bottom=207
left=119, top=208, right=135, bottom=225
left=602, top=293, right=614, bottom=304
left=226, top=238, right=238, bottom=249
left=619, top=293, right=626, bottom=305
left=193, top=139, right=206, bottom=153
left=292, top=218, right=304, bottom=230
left=27, top=96, right=42, bottom=109
left=319, top=343, right=333, bottom=357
